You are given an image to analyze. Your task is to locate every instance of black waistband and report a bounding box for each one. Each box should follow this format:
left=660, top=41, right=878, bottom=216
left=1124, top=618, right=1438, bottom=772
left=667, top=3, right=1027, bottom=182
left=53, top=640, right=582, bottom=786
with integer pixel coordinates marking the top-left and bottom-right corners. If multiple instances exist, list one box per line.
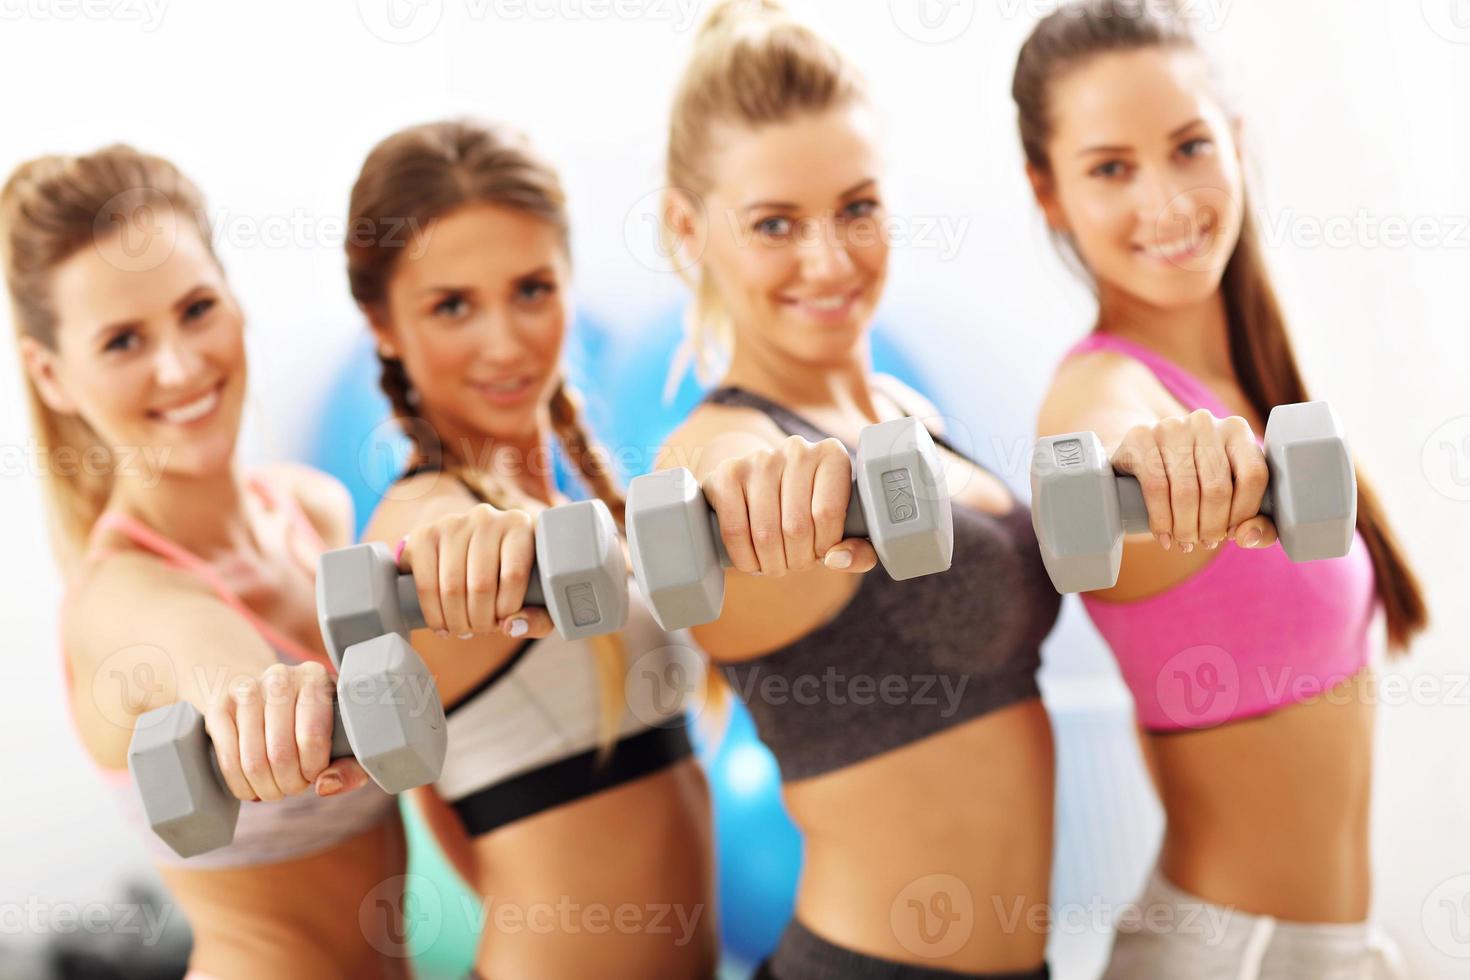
left=760, top=919, right=1051, bottom=980
left=450, top=719, right=694, bottom=837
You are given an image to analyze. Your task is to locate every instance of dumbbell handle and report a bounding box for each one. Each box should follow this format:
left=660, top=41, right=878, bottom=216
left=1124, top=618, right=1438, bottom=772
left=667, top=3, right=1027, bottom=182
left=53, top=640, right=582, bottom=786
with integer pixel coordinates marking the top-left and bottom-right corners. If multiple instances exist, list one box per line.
left=1114, top=472, right=1274, bottom=536
left=704, top=478, right=870, bottom=569
left=392, top=561, right=545, bottom=626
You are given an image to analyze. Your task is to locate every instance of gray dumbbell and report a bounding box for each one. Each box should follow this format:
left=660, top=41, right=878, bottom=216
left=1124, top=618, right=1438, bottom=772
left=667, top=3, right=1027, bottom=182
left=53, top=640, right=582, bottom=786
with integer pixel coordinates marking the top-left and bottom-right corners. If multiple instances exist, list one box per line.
left=1030, top=400, right=1357, bottom=594
left=626, top=417, right=954, bottom=631
left=316, top=498, right=629, bottom=652
left=128, top=632, right=445, bottom=858
left=128, top=502, right=628, bottom=858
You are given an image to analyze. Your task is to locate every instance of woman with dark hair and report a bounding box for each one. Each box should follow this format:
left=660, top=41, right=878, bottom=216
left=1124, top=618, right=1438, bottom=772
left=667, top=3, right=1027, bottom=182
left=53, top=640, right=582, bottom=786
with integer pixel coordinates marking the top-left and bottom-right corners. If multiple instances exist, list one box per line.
left=346, top=118, right=718, bottom=980
left=1016, top=2, right=1426, bottom=974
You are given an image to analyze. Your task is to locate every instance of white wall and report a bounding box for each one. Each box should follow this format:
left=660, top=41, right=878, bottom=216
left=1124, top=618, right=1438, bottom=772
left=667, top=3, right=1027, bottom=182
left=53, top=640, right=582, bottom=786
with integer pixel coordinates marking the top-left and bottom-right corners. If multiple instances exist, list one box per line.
left=1, top=1, right=1467, bottom=976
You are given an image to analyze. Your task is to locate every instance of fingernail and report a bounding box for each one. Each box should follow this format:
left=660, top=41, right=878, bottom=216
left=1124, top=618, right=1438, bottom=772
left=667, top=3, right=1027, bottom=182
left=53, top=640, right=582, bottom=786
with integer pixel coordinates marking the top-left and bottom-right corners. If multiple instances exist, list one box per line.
left=317, top=774, right=341, bottom=797
left=1181, top=542, right=1194, bottom=554
left=458, top=632, right=474, bottom=640
left=507, top=618, right=528, bottom=638
left=824, top=550, right=852, bottom=570
left=435, top=629, right=450, bottom=639
left=1205, top=540, right=1218, bottom=550
left=1243, top=527, right=1262, bottom=547
left=1159, top=533, right=1172, bottom=551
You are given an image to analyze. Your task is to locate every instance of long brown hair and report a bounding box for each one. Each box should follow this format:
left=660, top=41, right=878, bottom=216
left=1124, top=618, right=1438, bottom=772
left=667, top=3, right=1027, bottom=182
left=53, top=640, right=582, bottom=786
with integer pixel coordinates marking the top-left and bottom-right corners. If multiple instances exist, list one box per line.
left=1013, top=0, right=1427, bottom=650
left=345, top=118, right=634, bottom=744
left=2, top=146, right=215, bottom=573
left=346, top=119, right=625, bottom=523
left=664, top=0, right=868, bottom=385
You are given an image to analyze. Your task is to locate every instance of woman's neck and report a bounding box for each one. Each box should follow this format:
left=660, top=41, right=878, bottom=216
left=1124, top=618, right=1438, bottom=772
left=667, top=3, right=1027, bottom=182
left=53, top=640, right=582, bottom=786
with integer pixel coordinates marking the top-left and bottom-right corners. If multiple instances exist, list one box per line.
left=110, top=464, right=254, bottom=560
left=1097, top=283, right=1234, bottom=380
left=722, top=333, right=881, bottom=423
left=421, top=405, right=557, bottom=507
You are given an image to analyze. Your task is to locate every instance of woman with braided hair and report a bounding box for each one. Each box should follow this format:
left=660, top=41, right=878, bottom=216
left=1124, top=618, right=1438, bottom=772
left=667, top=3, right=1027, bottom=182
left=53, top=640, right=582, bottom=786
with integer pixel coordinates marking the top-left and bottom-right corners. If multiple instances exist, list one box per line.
left=345, top=118, right=718, bottom=980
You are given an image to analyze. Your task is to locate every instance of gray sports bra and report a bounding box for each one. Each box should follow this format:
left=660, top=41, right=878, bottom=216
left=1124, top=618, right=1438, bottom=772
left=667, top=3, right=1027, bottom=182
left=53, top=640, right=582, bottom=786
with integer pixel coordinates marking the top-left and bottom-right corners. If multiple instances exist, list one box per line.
left=704, top=386, right=1061, bottom=781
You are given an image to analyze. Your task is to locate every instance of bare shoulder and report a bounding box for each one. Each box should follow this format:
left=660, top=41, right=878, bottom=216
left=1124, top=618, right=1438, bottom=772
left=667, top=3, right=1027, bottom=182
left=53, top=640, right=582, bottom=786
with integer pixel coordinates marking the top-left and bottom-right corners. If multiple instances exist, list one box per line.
left=360, top=471, right=487, bottom=548
left=257, top=462, right=355, bottom=549
left=657, top=402, right=791, bottom=479
left=1037, top=349, right=1175, bottom=442
left=872, top=373, right=946, bottom=433
left=65, top=550, right=202, bottom=653
left=64, top=552, right=276, bottom=728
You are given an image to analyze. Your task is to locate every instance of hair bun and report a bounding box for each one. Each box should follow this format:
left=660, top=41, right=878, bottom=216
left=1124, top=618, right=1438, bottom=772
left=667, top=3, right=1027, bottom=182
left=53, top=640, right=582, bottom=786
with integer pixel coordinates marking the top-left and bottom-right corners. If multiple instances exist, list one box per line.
left=696, top=0, right=789, bottom=40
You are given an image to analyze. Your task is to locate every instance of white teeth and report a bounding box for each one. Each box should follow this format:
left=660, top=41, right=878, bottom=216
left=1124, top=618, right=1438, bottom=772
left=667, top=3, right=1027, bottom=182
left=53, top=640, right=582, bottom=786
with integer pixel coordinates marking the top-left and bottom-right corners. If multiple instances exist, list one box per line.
left=481, top=378, right=527, bottom=393
left=802, top=295, right=848, bottom=311
left=1143, top=230, right=1209, bottom=260
left=157, top=387, right=219, bottom=424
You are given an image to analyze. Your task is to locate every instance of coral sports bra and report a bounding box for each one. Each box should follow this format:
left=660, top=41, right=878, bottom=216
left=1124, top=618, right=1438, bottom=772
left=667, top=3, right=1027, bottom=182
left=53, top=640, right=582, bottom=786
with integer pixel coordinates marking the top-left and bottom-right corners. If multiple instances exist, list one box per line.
left=1061, top=332, right=1378, bottom=732
left=62, top=473, right=394, bottom=869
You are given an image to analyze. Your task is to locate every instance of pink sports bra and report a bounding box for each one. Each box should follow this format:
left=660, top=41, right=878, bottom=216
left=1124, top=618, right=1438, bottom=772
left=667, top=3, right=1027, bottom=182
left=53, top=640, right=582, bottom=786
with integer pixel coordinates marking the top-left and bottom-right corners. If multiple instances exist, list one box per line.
left=1062, top=332, right=1378, bottom=732
left=61, top=473, right=394, bottom=869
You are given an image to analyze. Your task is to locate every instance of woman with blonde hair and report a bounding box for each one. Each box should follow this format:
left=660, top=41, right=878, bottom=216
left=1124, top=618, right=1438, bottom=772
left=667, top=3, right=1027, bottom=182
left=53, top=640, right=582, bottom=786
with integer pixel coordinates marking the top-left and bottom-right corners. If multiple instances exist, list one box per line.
left=655, top=3, right=1061, bottom=977
left=8, top=145, right=407, bottom=979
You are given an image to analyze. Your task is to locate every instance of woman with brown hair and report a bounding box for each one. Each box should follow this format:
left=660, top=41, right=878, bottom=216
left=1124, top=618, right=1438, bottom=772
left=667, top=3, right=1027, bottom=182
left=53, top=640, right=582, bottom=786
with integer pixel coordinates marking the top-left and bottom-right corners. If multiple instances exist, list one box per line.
left=344, top=118, right=718, bottom=980
left=7, top=146, right=408, bottom=979
left=1016, top=1, right=1427, bottom=974
left=653, top=2, right=1062, bottom=977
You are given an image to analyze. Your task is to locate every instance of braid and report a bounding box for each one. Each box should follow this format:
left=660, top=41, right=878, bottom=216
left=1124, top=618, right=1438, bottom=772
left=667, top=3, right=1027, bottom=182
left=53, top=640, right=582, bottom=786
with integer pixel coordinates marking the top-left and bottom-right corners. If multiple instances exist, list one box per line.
left=548, top=379, right=625, bottom=527
left=546, top=379, right=630, bottom=753
left=377, top=352, right=446, bottom=474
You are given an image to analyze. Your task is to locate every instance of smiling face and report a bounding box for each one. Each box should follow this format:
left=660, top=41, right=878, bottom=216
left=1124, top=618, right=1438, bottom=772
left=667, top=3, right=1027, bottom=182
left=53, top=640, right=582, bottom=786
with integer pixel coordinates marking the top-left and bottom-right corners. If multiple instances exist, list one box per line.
left=1030, top=46, right=1245, bottom=311
left=374, top=203, right=570, bottom=447
left=681, top=102, right=889, bottom=367
left=23, top=211, right=247, bottom=479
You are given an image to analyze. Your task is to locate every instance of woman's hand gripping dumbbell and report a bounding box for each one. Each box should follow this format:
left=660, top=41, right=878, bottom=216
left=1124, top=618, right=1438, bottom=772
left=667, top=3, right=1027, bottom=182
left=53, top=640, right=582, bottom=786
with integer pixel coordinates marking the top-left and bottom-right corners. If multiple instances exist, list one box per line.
left=625, top=417, right=954, bottom=631
left=1030, top=401, right=1357, bottom=593
left=129, top=498, right=626, bottom=858
left=320, top=497, right=630, bottom=647
left=126, top=656, right=438, bottom=859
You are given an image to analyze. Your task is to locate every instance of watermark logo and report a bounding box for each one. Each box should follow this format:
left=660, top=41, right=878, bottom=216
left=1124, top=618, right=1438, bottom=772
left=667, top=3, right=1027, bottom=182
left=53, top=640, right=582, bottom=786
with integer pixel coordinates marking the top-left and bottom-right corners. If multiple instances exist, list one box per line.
left=1422, top=0, right=1470, bottom=43
left=624, top=186, right=704, bottom=275
left=889, top=0, right=975, bottom=45
left=1151, top=185, right=1236, bottom=276
left=91, top=644, right=177, bottom=731
left=93, top=187, right=180, bottom=274
left=360, top=873, right=442, bottom=956
left=625, top=642, right=707, bottom=727
left=891, top=873, right=974, bottom=958
left=357, top=0, right=444, bottom=43
left=1423, top=416, right=1470, bottom=502
left=358, top=417, right=439, bottom=500
left=0, top=0, right=169, bottom=31
left=1155, top=644, right=1240, bottom=729
left=1423, top=873, right=1470, bottom=958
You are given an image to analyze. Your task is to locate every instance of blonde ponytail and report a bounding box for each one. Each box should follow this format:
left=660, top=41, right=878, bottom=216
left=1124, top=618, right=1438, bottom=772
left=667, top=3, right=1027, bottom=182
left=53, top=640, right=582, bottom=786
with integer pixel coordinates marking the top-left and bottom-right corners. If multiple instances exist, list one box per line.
left=664, top=0, right=866, bottom=390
